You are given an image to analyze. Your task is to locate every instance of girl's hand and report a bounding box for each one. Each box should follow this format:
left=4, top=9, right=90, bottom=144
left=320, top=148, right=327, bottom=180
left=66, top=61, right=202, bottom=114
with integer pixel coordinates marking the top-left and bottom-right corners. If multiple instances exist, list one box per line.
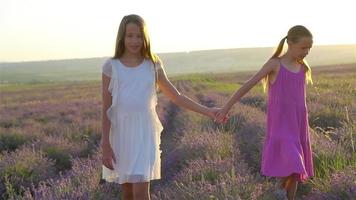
left=207, top=107, right=221, bottom=119
left=215, top=106, right=230, bottom=123
left=101, top=142, right=116, bottom=170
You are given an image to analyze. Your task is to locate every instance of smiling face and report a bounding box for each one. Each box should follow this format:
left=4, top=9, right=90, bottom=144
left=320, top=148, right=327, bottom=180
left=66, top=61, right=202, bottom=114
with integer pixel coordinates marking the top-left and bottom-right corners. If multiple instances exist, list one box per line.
left=124, top=22, right=143, bottom=55
left=288, top=36, right=313, bottom=60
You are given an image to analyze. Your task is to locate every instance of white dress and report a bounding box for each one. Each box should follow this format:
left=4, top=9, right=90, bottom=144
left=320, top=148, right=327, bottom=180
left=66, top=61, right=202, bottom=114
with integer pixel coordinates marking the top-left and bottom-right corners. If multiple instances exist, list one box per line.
left=101, top=58, right=163, bottom=184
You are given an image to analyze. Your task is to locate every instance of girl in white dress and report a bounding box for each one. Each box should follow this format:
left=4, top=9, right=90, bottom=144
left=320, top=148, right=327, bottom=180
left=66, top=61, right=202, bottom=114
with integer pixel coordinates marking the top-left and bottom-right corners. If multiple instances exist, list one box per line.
left=101, top=14, right=218, bottom=200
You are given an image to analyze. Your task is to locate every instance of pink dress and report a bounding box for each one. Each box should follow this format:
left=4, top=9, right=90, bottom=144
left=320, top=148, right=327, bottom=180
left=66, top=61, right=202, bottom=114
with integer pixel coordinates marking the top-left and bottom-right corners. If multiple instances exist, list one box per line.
left=261, top=60, right=314, bottom=182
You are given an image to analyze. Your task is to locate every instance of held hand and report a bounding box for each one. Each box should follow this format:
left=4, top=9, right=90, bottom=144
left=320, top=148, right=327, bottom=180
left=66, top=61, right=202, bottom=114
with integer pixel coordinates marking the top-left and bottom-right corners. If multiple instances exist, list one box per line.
left=215, top=106, right=230, bottom=123
left=206, top=107, right=220, bottom=119
left=222, top=113, right=230, bottom=124
left=101, top=142, right=116, bottom=170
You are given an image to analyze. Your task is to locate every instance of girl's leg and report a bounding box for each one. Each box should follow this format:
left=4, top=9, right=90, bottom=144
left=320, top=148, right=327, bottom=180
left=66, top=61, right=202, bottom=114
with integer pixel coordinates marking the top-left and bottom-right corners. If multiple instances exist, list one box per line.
left=285, top=175, right=298, bottom=200
left=121, top=183, right=134, bottom=200
left=132, top=182, right=150, bottom=200
left=280, top=177, right=288, bottom=189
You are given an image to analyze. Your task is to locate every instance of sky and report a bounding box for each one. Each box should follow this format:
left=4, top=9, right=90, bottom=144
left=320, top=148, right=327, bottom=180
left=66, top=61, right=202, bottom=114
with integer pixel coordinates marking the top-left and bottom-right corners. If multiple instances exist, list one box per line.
left=1, top=0, right=355, bottom=62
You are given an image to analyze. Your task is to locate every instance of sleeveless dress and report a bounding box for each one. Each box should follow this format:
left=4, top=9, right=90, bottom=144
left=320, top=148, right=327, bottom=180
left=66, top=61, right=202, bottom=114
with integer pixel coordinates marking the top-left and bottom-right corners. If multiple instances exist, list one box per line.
left=101, top=58, right=163, bottom=184
left=261, top=60, right=314, bottom=182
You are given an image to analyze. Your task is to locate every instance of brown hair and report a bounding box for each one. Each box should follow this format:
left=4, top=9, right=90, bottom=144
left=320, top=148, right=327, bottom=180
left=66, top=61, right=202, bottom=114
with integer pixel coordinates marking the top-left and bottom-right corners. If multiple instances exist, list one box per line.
left=262, top=25, right=313, bottom=91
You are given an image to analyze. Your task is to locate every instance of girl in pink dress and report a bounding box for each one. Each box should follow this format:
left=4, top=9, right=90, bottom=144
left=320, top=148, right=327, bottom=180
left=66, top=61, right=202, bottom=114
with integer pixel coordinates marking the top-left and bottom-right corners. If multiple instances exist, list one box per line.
left=215, top=25, right=314, bottom=200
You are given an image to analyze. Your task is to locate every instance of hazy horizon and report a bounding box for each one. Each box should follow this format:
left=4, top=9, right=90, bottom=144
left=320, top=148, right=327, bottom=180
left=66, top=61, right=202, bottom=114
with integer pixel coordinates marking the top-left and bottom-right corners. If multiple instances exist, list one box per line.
left=1, top=44, right=355, bottom=84
left=1, top=44, right=355, bottom=64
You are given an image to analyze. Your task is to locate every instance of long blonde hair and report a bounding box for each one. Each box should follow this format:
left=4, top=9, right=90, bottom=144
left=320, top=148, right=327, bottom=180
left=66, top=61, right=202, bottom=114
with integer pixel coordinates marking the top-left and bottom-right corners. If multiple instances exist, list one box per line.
left=113, top=14, right=160, bottom=81
left=262, top=25, right=313, bottom=92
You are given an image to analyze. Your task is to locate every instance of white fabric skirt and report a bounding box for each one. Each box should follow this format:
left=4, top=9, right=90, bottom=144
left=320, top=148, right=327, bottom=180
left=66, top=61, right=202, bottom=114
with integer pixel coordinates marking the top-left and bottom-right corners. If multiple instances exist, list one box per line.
left=102, top=109, right=163, bottom=184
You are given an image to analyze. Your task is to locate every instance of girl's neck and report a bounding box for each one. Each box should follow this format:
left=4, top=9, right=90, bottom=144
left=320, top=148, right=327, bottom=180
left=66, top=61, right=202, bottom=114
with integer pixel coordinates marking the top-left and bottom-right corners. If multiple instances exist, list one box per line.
left=282, top=52, right=302, bottom=65
left=121, top=52, right=143, bottom=61
left=120, top=53, right=144, bottom=67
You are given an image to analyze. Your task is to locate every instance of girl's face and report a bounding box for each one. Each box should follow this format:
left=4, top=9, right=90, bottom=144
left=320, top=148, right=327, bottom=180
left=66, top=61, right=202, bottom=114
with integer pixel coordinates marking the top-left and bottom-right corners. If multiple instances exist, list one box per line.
left=124, top=22, right=143, bottom=55
left=288, top=36, right=313, bottom=60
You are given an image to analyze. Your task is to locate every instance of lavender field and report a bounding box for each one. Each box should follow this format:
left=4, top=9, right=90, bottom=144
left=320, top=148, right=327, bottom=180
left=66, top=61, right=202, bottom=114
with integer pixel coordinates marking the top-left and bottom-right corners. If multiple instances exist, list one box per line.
left=0, top=64, right=355, bottom=200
